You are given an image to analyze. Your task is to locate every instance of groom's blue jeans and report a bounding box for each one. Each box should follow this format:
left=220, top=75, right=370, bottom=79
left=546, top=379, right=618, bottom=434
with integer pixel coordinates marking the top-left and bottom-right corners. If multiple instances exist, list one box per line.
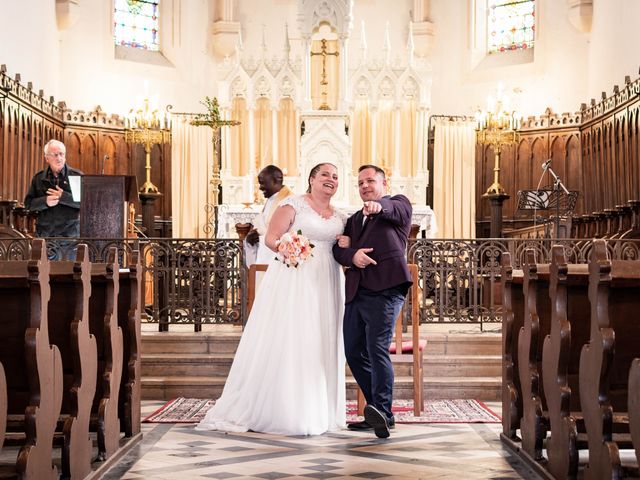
left=344, top=285, right=406, bottom=421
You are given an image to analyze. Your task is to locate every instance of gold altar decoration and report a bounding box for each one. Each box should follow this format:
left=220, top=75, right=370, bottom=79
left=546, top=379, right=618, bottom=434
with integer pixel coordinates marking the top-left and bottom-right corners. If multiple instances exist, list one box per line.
left=310, top=39, right=339, bottom=111
left=191, top=96, right=241, bottom=237
left=125, top=98, right=171, bottom=194
left=475, top=87, right=521, bottom=196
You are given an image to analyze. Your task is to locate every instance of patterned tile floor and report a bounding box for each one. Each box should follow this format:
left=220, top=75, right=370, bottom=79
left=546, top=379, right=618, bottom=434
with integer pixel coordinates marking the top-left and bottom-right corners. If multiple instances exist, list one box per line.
left=100, top=401, right=541, bottom=479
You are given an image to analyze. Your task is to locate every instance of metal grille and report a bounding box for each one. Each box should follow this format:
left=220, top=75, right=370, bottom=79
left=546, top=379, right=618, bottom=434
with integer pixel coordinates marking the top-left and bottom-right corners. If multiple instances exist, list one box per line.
left=2, top=237, right=639, bottom=331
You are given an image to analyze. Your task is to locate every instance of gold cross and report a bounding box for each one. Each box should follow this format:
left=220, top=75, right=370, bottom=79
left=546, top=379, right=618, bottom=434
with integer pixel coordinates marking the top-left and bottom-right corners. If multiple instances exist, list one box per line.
left=191, top=96, right=241, bottom=237
left=310, top=39, right=339, bottom=110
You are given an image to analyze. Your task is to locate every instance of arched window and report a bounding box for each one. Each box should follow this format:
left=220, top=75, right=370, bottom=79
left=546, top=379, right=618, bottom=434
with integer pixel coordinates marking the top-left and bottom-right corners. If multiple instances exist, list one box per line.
left=114, top=0, right=160, bottom=51
left=487, top=0, right=535, bottom=54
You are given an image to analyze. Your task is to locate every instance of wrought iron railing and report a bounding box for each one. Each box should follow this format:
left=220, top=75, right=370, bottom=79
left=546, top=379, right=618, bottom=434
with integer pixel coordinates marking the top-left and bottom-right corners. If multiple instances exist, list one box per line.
left=1, top=237, right=639, bottom=331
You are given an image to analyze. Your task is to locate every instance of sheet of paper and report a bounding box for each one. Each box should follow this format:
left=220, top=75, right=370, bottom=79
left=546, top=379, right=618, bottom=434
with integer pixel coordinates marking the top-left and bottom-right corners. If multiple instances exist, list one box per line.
left=69, top=176, right=81, bottom=202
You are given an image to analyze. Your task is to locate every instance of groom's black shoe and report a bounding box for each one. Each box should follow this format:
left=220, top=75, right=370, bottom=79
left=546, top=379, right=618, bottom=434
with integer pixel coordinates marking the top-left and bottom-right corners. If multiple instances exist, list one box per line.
left=347, top=418, right=395, bottom=431
left=347, top=420, right=372, bottom=431
left=364, top=405, right=390, bottom=439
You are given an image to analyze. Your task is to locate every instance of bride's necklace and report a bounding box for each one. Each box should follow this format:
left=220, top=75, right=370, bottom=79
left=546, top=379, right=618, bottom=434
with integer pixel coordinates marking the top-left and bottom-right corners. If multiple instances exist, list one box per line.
left=305, top=195, right=333, bottom=219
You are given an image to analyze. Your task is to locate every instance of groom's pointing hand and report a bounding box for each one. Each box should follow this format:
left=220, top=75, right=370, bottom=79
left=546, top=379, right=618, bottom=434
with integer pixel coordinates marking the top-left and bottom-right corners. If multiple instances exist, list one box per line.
left=362, top=201, right=382, bottom=216
left=352, top=248, right=377, bottom=269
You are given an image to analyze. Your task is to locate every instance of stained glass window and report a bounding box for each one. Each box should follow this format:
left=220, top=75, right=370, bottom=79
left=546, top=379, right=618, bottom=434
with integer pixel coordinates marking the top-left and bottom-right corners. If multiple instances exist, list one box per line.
left=114, top=0, right=160, bottom=51
left=487, top=0, right=535, bottom=54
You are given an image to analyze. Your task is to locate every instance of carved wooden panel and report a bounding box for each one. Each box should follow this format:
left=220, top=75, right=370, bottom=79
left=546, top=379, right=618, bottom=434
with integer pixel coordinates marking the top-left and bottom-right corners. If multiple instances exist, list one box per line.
left=0, top=360, right=5, bottom=452
left=118, top=250, right=142, bottom=436
left=517, top=251, right=550, bottom=460
left=579, top=240, right=640, bottom=480
left=630, top=358, right=640, bottom=467
left=541, top=247, right=590, bottom=479
left=89, top=248, right=123, bottom=460
left=48, top=245, right=97, bottom=480
left=500, top=252, right=524, bottom=439
left=0, top=239, right=63, bottom=479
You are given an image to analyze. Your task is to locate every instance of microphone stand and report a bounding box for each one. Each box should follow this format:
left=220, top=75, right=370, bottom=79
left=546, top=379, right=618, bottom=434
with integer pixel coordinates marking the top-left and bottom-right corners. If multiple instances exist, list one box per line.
left=101, top=155, right=109, bottom=175
left=546, top=165, right=570, bottom=238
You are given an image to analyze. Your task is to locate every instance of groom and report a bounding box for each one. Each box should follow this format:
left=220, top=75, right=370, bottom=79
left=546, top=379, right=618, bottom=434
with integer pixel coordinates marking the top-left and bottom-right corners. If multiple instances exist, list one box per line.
left=333, top=165, right=413, bottom=438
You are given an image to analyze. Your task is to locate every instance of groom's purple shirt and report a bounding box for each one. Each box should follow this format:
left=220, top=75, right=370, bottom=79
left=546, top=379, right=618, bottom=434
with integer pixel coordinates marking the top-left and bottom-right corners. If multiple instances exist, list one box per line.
left=333, top=194, right=413, bottom=303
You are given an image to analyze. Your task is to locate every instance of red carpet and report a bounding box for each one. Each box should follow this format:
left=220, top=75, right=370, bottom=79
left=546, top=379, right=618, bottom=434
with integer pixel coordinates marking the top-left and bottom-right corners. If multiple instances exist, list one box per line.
left=143, top=397, right=500, bottom=424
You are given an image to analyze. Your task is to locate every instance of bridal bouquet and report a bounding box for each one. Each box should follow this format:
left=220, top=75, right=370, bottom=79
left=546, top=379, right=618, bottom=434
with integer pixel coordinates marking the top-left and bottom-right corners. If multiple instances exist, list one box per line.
left=275, top=230, right=314, bottom=268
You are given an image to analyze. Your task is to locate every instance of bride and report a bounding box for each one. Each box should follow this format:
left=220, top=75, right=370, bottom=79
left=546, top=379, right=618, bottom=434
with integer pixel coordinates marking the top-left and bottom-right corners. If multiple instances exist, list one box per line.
left=196, top=163, right=347, bottom=435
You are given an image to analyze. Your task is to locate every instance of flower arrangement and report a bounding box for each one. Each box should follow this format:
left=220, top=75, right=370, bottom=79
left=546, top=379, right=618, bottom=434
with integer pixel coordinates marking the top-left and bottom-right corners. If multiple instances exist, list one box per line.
left=275, top=230, right=314, bottom=268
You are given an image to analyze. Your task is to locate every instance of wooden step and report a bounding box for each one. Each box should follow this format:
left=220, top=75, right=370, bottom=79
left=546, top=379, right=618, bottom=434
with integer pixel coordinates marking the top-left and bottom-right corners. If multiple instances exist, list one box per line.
left=424, top=355, right=502, bottom=377
left=422, top=376, right=501, bottom=400
left=142, top=353, right=235, bottom=376
left=424, top=333, right=501, bottom=355
left=140, top=331, right=503, bottom=402
left=143, top=375, right=501, bottom=402
left=143, top=352, right=502, bottom=378
left=142, top=332, right=240, bottom=354
left=142, top=375, right=227, bottom=400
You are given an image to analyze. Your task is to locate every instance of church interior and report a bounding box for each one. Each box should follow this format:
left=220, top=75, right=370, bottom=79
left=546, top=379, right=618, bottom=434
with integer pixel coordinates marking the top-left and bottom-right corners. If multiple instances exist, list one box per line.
left=1, top=0, right=640, bottom=478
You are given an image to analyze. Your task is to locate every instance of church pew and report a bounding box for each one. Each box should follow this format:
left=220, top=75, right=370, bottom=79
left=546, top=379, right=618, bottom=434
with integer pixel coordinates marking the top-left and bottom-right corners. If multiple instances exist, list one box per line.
left=117, top=250, right=142, bottom=437
left=500, top=252, right=524, bottom=439
left=88, top=247, right=123, bottom=461
left=0, top=361, right=5, bottom=452
left=541, top=245, right=591, bottom=479
left=517, top=249, right=551, bottom=461
left=47, top=244, right=97, bottom=480
left=0, top=239, right=63, bottom=479
left=630, top=359, right=640, bottom=469
left=579, top=239, right=640, bottom=480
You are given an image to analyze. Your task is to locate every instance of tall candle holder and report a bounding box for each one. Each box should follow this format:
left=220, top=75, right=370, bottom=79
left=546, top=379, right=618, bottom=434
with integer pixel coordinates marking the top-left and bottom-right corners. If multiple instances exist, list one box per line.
left=125, top=98, right=171, bottom=194
left=475, top=87, right=521, bottom=197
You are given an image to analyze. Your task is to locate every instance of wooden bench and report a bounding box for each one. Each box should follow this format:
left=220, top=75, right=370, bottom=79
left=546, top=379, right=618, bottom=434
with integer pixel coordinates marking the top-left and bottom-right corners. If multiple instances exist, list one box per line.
left=117, top=250, right=142, bottom=437
left=48, top=244, right=97, bottom=479
left=88, top=247, right=123, bottom=461
left=500, top=251, right=524, bottom=440
left=0, top=360, right=5, bottom=453
left=579, top=239, right=640, bottom=479
left=541, top=245, right=590, bottom=479
left=0, top=239, right=63, bottom=479
left=629, top=358, right=640, bottom=469
left=518, top=250, right=551, bottom=460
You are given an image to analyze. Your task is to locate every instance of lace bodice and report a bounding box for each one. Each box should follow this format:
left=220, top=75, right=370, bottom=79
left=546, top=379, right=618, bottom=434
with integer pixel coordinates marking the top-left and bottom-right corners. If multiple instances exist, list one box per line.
left=280, top=195, right=347, bottom=245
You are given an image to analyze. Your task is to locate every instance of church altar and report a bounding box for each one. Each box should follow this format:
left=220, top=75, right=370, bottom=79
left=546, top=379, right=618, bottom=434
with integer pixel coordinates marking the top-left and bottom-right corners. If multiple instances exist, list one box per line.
left=213, top=0, right=433, bottom=222
left=218, top=203, right=437, bottom=239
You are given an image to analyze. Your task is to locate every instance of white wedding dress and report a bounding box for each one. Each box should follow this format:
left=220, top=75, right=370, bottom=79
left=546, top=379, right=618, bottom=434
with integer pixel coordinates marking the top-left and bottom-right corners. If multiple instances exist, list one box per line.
left=196, top=195, right=347, bottom=435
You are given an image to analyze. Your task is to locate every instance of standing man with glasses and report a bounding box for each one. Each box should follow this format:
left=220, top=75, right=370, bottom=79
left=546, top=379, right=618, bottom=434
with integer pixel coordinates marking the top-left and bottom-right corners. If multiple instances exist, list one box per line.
left=24, top=139, right=83, bottom=237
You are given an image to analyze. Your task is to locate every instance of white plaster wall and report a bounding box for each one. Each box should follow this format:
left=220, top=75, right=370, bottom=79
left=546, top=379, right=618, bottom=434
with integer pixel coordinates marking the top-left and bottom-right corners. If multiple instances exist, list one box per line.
left=427, top=0, right=591, bottom=118
left=587, top=0, right=640, bottom=103
left=0, top=0, right=61, bottom=101
left=57, top=0, right=220, bottom=115
left=1, top=0, right=639, bottom=120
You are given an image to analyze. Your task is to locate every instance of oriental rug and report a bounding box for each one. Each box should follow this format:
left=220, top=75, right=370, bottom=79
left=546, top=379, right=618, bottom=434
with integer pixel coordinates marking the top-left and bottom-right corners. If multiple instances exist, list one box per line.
left=143, top=397, right=500, bottom=424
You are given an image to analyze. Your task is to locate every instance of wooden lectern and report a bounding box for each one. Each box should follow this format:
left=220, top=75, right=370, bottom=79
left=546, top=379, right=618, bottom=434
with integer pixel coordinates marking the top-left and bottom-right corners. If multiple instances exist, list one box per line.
left=80, top=175, right=138, bottom=238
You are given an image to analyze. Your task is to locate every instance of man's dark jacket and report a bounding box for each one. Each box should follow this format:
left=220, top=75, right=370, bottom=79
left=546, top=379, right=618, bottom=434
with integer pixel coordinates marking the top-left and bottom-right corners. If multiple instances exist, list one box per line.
left=333, top=194, right=413, bottom=303
left=24, top=164, right=83, bottom=237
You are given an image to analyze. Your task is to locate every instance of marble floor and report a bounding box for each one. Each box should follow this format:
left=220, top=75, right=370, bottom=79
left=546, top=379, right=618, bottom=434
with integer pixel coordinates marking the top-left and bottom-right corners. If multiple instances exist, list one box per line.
left=101, top=401, right=541, bottom=480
